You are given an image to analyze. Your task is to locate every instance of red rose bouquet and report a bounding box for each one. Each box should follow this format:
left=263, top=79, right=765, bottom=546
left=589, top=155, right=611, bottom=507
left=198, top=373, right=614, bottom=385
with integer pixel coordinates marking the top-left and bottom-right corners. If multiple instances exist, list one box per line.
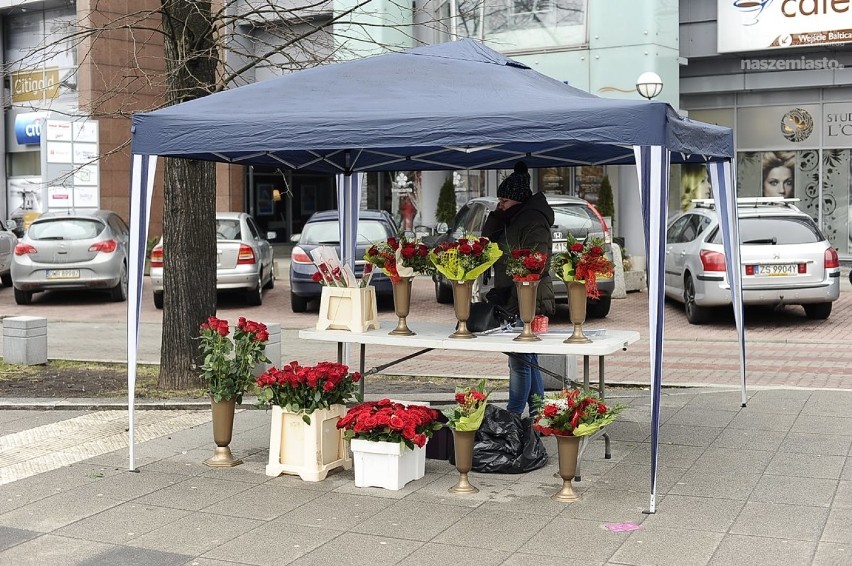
left=442, top=379, right=490, bottom=431
left=505, top=247, right=549, bottom=281
left=429, top=235, right=502, bottom=281
left=364, top=234, right=434, bottom=283
left=311, top=261, right=348, bottom=287
left=550, top=235, right=613, bottom=299
left=256, top=361, right=361, bottom=424
left=532, top=389, right=625, bottom=437
left=198, top=316, right=270, bottom=403
left=337, top=399, right=443, bottom=450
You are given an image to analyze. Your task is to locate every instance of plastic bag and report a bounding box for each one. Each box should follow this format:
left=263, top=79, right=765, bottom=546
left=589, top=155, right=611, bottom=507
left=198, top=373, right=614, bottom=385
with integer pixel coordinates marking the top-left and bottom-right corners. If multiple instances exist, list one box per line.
left=451, top=404, right=549, bottom=474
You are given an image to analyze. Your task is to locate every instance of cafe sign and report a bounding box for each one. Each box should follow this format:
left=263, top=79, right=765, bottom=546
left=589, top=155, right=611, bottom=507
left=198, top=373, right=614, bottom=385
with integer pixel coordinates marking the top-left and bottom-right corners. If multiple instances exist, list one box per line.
left=11, top=67, right=60, bottom=103
left=718, top=0, right=852, bottom=53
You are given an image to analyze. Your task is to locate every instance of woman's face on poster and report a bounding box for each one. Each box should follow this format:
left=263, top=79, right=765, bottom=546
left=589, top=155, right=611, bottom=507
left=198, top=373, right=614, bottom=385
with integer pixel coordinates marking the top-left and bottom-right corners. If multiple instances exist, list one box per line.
left=763, top=166, right=794, bottom=197
left=698, top=170, right=711, bottom=198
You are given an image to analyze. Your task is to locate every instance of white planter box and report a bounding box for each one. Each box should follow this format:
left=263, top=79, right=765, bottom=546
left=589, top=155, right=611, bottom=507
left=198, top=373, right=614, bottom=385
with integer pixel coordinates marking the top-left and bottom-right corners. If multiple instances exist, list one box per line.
left=350, top=438, right=426, bottom=490
left=316, top=286, right=379, bottom=333
left=266, top=404, right=352, bottom=481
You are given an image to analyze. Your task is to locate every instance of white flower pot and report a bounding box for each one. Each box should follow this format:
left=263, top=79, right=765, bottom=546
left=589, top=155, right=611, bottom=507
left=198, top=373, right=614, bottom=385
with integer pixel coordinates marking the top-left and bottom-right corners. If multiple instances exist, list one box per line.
left=265, top=404, right=352, bottom=481
left=316, top=286, right=379, bottom=333
left=350, top=438, right=426, bottom=490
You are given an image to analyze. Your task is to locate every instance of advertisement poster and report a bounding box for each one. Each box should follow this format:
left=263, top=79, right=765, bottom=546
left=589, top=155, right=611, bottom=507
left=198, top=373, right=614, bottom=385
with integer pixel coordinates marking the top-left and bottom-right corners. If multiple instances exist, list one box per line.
left=679, top=164, right=712, bottom=211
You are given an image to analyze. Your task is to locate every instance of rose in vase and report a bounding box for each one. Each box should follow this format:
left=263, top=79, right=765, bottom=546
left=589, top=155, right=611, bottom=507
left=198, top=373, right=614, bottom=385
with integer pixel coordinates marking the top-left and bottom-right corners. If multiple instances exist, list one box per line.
left=532, top=389, right=625, bottom=437
left=364, top=234, right=435, bottom=283
left=550, top=235, right=614, bottom=299
left=442, top=379, right=490, bottom=431
left=429, top=235, right=502, bottom=281
left=505, top=247, right=548, bottom=282
left=198, top=316, right=270, bottom=403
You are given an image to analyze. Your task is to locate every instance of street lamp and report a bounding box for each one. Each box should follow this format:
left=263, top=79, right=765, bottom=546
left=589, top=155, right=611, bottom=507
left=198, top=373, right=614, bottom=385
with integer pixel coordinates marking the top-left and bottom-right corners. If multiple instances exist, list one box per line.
left=636, top=72, right=663, bottom=100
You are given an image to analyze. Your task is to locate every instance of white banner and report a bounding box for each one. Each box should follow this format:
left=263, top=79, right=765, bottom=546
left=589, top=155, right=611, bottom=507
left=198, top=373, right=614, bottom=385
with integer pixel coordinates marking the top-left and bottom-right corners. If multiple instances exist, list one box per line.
left=718, top=0, right=852, bottom=53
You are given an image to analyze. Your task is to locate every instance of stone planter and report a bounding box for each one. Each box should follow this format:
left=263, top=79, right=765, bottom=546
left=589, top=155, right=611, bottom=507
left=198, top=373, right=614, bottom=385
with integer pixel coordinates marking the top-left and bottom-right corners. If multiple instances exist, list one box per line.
left=265, top=404, right=352, bottom=481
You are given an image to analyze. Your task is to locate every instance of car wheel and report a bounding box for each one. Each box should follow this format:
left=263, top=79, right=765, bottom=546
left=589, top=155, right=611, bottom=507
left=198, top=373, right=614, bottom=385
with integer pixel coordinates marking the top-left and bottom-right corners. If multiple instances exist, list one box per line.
left=14, top=288, right=32, bottom=305
left=153, top=291, right=164, bottom=310
left=586, top=295, right=611, bottom=319
left=110, top=264, right=128, bottom=302
left=291, top=291, right=309, bottom=313
left=263, top=264, right=275, bottom=290
left=435, top=279, right=453, bottom=304
left=0, top=272, right=11, bottom=287
left=803, top=302, right=832, bottom=320
left=683, top=274, right=710, bottom=325
left=246, top=274, right=263, bottom=306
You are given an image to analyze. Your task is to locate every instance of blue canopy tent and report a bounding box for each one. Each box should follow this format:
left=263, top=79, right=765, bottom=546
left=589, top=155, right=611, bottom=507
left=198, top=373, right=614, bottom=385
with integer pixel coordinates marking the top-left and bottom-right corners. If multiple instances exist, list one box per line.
left=128, top=39, right=743, bottom=513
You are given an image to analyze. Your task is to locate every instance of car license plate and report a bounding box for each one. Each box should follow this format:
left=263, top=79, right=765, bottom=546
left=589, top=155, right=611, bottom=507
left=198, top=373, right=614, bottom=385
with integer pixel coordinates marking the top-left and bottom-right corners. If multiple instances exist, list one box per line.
left=46, top=269, right=80, bottom=279
left=752, top=264, right=797, bottom=276
left=552, top=241, right=567, bottom=253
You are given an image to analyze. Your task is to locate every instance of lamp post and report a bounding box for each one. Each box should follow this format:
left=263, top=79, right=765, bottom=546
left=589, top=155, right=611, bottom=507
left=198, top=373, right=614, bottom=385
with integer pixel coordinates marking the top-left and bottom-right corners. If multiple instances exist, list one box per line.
left=636, top=72, right=663, bottom=100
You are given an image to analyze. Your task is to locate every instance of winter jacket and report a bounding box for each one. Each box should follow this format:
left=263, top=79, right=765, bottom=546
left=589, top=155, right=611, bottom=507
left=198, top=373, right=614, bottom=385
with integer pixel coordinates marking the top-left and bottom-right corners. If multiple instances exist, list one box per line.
left=482, top=192, right=556, bottom=316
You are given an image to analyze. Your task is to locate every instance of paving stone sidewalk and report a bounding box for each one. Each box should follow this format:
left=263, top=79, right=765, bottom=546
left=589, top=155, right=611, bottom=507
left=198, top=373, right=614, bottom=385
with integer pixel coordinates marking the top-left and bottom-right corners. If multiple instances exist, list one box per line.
left=1, top=387, right=851, bottom=565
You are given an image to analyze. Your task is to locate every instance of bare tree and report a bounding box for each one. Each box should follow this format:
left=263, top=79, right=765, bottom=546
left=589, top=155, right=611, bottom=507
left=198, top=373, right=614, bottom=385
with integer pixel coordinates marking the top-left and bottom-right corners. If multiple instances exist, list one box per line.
left=4, top=0, right=446, bottom=389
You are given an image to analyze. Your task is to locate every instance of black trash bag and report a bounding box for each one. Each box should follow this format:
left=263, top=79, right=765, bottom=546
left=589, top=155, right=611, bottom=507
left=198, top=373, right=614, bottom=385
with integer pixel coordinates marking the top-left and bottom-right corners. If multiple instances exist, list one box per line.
left=451, top=404, right=549, bottom=473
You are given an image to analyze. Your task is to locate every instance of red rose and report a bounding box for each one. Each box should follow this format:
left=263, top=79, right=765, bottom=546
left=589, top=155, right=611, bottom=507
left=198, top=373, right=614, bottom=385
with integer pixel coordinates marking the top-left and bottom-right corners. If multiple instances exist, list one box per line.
left=472, top=243, right=483, bottom=256
left=401, top=246, right=416, bottom=259
left=570, top=243, right=584, bottom=253
left=459, top=244, right=473, bottom=254
left=367, top=246, right=378, bottom=256
left=543, top=404, right=558, bottom=418
left=413, top=433, right=427, bottom=447
left=388, top=414, right=406, bottom=430
left=590, top=246, right=603, bottom=257
left=511, top=249, right=521, bottom=259
left=455, top=392, right=466, bottom=404
left=387, top=238, right=399, bottom=250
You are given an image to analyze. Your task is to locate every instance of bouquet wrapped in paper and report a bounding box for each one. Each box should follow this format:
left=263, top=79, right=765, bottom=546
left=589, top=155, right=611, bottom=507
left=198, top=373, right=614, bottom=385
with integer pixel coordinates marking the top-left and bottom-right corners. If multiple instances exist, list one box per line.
left=364, top=235, right=435, bottom=283
left=443, top=379, right=490, bottom=431
left=429, top=236, right=502, bottom=282
left=532, top=389, right=625, bottom=437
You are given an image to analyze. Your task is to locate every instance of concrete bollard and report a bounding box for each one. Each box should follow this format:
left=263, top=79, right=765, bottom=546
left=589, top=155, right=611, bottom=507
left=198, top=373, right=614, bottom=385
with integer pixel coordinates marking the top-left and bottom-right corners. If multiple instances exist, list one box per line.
left=2, top=316, right=48, bottom=365
left=253, top=322, right=281, bottom=378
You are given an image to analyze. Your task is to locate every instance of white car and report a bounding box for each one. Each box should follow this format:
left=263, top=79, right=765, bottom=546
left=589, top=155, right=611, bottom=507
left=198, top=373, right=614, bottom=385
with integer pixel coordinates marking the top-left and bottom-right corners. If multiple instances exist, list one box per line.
left=149, top=212, right=275, bottom=308
left=665, top=198, right=841, bottom=324
left=0, top=219, right=17, bottom=287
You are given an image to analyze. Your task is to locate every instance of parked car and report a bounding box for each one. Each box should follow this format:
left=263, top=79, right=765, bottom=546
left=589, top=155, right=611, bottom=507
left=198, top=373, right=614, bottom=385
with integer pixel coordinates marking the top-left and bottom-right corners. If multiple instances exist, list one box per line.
left=289, top=209, right=398, bottom=312
left=0, top=219, right=17, bottom=287
left=430, top=195, right=615, bottom=318
left=149, top=211, right=275, bottom=308
left=11, top=210, right=130, bottom=305
left=665, top=198, right=840, bottom=324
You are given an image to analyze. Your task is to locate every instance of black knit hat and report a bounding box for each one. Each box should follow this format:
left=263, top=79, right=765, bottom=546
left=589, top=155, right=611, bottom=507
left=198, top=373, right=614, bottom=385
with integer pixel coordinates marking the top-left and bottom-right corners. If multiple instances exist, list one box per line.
left=497, top=161, right=532, bottom=202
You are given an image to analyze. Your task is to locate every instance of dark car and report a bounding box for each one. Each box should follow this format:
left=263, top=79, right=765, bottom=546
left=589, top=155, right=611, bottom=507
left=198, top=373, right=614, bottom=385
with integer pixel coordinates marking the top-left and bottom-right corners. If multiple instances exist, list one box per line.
left=289, top=209, right=398, bottom=312
left=431, top=195, right=615, bottom=318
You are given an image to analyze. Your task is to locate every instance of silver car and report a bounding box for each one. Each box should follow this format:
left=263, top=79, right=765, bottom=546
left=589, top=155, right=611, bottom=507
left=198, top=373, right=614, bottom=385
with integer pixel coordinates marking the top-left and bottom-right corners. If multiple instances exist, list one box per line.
left=149, top=211, right=274, bottom=308
left=0, top=219, right=17, bottom=287
left=11, top=210, right=130, bottom=305
left=665, top=198, right=841, bottom=324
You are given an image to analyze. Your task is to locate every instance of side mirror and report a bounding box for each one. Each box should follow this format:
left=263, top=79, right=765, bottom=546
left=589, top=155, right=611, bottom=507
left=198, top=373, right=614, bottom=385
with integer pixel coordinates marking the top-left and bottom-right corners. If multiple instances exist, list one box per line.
left=436, top=222, right=449, bottom=234
left=290, top=233, right=301, bottom=243
left=266, top=231, right=277, bottom=240
left=6, top=220, right=17, bottom=232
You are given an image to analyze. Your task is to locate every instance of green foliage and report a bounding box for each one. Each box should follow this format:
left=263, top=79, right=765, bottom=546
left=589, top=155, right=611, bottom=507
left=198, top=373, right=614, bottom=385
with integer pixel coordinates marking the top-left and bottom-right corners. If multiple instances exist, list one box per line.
left=596, top=175, right=614, bottom=221
left=436, top=176, right=457, bottom=225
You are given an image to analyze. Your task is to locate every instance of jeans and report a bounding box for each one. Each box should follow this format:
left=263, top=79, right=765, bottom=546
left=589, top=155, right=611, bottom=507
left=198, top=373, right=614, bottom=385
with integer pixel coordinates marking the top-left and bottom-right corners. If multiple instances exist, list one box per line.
left=506, top=353, right=544, bottom=417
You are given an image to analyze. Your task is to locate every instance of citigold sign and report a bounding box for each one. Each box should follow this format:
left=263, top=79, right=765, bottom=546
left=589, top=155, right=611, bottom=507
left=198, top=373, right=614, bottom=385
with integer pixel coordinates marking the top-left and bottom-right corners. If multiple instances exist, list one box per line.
left=11, top=68, right=60, bottom=103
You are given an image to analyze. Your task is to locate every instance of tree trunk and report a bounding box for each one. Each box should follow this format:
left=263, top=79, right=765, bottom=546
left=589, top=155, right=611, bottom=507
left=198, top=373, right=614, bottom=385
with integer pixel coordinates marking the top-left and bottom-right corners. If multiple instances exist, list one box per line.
left=158, top=0, right=219, bottom=389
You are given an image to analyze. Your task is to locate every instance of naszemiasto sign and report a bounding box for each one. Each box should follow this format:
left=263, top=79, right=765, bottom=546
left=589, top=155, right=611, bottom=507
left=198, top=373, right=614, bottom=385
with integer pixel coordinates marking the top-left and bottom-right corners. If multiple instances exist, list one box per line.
left=718, top=0, right=852, bottom=53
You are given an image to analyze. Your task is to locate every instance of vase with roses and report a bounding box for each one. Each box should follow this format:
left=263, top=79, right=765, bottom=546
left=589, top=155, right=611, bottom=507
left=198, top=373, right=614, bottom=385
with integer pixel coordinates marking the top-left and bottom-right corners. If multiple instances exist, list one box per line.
left=505, top=247, right=549, bottom=341
left=197, top=316, right=270, bottom=467
left=442, top=379, right=490, bottom=494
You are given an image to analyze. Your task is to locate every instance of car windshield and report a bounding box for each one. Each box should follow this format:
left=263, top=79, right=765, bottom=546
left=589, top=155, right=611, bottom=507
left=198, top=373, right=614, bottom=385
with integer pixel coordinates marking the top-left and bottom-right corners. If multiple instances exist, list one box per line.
left=301, top=220, right=390, bottom=245
left=552, top=204, right=601, bottom=236
left=28, top=219, right=104, bottom=240
left=216, top=219, right=241, bottom=240
left=711, top=216, right=822, bottom=245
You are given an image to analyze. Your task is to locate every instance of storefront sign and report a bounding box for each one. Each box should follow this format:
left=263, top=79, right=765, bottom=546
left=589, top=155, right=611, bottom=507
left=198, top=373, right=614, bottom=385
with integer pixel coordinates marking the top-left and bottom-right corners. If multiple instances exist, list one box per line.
left=11, top=67, right=60, bottom=103
left=823, top=102, right=852, bottom=148
left=737, top=104, right=822, bottom=150
left=718, top=0, right=852, bottom=53
left=14, top=113, right=47, bottom=145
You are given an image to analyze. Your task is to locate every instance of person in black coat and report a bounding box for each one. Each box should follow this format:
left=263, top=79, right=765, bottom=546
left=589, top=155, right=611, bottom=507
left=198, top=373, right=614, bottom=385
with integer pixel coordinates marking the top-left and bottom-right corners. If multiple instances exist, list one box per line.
left=482, top=161, right=555, bottom=416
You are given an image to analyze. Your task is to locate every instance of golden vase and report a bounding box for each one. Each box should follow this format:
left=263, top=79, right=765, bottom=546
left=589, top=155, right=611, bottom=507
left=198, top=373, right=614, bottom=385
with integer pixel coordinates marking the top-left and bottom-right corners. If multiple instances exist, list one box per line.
left=565, top=281, right=592, bottom=344
left=449, top=429, right=479, bottom=493
left=389, top=276, right=415, bottom=336
left=205, top=397, right=242, bottom=467
left=449, top=280, right=476, bottom=339
left=514, top=279, right=541, bottom=342
left=552, top=434, right=581, bottom=502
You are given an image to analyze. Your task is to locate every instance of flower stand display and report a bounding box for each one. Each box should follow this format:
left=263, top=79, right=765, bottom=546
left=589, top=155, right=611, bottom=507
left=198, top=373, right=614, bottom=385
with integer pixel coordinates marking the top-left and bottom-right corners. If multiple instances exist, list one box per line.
left=265, top=404, right=352, bottom=481
left=350, top=438, right=426, bottom=490
left=316, top=286, right=379, bottom=333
